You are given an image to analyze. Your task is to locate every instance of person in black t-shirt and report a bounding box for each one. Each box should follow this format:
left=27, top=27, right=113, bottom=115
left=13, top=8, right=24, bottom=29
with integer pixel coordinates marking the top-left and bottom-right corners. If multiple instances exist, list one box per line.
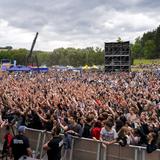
left=82, top=116, right=93, bottom=138
left=10, top=126, right=32, bottom=160
left=43, top=126, right=63, bottom=160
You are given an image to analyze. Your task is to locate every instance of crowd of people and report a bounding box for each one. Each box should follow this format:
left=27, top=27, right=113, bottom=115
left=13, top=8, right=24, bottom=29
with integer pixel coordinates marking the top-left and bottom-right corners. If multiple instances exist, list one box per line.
left=0, top=68, right=160, bottom=158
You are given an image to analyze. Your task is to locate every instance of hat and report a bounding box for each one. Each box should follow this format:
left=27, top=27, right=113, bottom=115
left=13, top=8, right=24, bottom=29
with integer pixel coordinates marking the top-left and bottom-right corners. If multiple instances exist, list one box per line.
left=18, top=126, right=26, bottom=133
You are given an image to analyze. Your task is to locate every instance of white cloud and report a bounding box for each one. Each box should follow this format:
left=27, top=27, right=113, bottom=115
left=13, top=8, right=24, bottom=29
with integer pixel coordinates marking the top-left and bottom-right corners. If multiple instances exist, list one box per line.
left=0, top=0, right=159, bottom=50
left=0, top=19, right=35, bottom=48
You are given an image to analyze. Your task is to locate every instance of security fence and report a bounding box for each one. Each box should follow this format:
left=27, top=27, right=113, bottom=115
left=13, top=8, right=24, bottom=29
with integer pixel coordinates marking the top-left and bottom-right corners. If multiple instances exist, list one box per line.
left=24, top=128, right=44, bottom=158
left=0, top=127, right=160, bottom=160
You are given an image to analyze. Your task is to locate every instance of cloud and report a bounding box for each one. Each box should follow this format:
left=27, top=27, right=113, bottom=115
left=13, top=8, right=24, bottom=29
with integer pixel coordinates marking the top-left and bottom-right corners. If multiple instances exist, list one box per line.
left=0, top=0, right=159, bottom=50
left=0, top=19, right=35, bottom=48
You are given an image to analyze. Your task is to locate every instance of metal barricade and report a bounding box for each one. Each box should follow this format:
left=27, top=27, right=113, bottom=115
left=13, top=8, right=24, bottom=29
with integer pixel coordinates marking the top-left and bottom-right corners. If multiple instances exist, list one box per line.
left=2, top=126, right=160, bottom=160
left=144, top=149, right=160, bottom=160
left=135, top=146, right=160, bottom=160
left=104, top=144, right=160, bottom=160
left=69, top=137, right=160, bottom=160
left=0, top=127, right=6, bottom=151
left=106, top=144, right=135, bottom=160
left=40, top=132, right=67, bottom=160
left=39, top=131, right=52, bottom=159
left=25, top=128, right=44, bottom=158
left=71, top=137, right=101, bottom=160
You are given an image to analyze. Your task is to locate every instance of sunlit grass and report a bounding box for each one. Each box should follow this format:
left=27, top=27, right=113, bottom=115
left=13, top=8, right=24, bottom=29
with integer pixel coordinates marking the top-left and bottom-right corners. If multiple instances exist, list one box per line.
left=133, top=59, right=160, bottom=65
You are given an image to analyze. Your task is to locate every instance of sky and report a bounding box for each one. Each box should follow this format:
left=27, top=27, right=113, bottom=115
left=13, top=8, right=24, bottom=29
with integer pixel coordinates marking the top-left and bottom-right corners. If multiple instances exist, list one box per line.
left=0, top=0, right=160, bottom=51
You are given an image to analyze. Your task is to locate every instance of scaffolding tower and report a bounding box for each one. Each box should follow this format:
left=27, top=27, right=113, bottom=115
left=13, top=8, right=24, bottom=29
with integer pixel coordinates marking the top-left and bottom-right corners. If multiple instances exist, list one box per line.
left=104, top=41, right=131, bottom=72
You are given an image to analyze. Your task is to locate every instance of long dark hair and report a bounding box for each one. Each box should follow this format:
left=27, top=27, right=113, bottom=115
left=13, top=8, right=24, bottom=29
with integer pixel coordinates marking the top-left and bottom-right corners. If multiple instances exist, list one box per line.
left=52, top=126, right=61, bottom=136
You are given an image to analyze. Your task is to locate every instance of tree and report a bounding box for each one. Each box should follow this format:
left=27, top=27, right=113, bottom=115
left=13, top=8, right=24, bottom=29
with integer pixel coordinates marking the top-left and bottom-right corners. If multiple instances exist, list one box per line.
left=143, top=40, right=156, bottom=59
left=154, top=25, right=160, bottom=58
left=131, top=37, right=143, bottom=58
left=117, top=37, right=123, bottom=42
left=132, top=25, right=160, bottom=59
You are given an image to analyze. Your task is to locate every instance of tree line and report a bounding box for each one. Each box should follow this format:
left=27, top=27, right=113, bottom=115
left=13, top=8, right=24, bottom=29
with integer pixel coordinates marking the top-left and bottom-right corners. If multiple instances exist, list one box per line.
left=0, top=25, right=160, bottom=67
left=0, top=47, right=104, bottom=67
left=131, top=25, right=160, bottom=59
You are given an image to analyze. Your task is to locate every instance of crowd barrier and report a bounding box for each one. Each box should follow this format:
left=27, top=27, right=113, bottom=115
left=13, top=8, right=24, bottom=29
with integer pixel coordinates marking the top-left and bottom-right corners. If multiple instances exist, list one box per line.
left=0, top=127, right=160, bottom=160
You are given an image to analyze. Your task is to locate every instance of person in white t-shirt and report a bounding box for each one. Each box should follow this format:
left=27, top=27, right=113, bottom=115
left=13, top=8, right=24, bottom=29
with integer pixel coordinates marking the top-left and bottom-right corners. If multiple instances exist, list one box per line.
left=100, top=120, right=117, bottom=145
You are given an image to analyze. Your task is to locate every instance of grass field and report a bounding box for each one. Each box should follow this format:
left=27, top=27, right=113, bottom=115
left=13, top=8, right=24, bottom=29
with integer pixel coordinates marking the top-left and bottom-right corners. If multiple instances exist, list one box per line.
left=133, top=59, right=160, bottom=65
left=132, top=59, right=160, bottom=71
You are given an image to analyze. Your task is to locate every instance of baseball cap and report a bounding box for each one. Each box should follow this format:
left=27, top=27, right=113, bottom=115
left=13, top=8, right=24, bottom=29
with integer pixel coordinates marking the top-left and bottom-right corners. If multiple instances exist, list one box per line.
left=18, top=126, right=26, bottom=133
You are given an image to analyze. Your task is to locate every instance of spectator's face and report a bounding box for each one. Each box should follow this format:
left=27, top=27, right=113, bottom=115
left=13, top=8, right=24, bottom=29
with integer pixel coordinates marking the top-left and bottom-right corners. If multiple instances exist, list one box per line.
left=79, top=118, right=84, bottom=124
left=129, top=109, right=134, bottom=114
left=69, top=117, right=75, bottom=124
left=140, top=112, right=146, bottom=119
left=77, top=112, right=80, bottom=117
left=105, top=125, right=111, bottom=131
left=148, top=124, right=154, bottom=132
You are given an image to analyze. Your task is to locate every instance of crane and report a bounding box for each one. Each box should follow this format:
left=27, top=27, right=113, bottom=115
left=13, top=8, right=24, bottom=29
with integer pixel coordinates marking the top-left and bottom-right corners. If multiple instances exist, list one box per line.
left=26, top=32, right=39, bottom=67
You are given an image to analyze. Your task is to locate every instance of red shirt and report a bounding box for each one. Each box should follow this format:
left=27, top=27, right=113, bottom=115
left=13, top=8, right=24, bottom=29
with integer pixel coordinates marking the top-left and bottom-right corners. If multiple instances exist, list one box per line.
left=3, top=133, right=13, bottom=147
left=91, top=127, right=101, bottom=140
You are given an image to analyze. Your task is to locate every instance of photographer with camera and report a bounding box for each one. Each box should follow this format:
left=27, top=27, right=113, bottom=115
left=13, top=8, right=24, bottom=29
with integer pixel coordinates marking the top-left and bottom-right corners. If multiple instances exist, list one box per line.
left=117, top=126, right=130, bottom=147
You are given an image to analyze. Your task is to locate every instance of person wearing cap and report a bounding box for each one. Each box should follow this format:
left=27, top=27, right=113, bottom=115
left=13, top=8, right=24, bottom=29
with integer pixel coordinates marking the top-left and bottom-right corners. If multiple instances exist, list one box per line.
left=10, top=126, right=32, bottom=160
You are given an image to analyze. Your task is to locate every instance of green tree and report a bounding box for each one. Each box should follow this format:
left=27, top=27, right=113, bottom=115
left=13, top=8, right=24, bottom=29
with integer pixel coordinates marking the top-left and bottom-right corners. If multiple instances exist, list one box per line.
left=131, top=37, right=143, bottom=58
left=143, top=40, right=156, bottom=59
left=154, top=25, right=160, bottom=58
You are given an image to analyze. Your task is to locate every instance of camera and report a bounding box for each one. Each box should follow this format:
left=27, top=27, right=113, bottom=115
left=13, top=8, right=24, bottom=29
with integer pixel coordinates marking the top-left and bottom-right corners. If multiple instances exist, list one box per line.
left=117, top=136, right=127, bottom=147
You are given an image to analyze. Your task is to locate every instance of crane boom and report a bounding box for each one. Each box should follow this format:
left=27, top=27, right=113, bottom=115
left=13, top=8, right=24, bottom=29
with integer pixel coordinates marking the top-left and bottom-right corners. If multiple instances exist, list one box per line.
left=26, top=32, right=39, bottom=66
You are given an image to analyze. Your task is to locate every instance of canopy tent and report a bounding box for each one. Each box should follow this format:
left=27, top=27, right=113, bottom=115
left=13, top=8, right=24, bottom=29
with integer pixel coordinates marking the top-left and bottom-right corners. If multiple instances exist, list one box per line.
left=82, top=65, right=89, bottom=70
left=7, top=66, right=31, bottom=72
left=82, top=64, right=99, bottom=70
left=90, top=65, right=98, bottom=69
left=31, top=67, right=48, bottom=72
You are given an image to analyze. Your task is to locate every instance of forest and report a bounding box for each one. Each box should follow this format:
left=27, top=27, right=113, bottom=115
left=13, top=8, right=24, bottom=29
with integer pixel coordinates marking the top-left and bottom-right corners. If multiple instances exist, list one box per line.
left=131, top=25, right=160, bottom=59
